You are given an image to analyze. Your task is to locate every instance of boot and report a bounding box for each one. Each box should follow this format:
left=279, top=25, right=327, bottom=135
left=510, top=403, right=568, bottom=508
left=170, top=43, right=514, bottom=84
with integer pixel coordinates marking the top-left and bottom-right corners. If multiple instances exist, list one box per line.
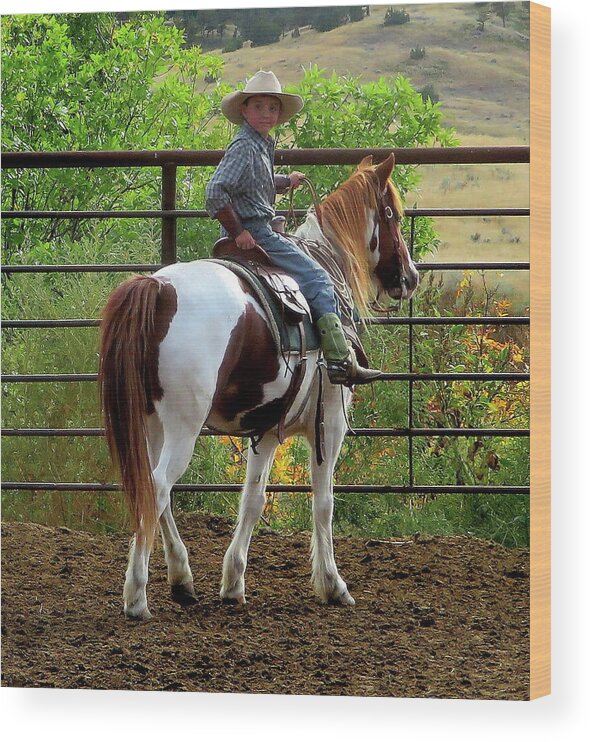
left=316, top=313, right=383, bottom=386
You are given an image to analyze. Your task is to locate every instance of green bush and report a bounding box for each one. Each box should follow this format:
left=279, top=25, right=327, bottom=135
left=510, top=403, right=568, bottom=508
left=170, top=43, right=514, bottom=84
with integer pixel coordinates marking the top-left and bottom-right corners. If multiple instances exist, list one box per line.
left=420, top=84, right=440, bottom=104
left=312, top=7, right=348, bottom=32
left=384, top=7, right=411, bottom=26
left=222, top=36, right=242, bottom=53
left=348, top=6, right=366, bottom=23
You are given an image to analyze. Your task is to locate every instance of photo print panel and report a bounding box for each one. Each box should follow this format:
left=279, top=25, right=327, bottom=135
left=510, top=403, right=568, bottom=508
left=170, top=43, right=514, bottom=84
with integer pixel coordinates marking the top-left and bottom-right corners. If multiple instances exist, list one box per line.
left=1, top=1, right=550, bottom=700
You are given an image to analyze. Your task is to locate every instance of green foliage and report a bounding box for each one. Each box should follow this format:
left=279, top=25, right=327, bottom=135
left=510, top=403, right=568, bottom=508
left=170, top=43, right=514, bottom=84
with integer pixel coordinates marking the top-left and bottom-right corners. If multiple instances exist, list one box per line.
left=474, top=2, right=514, bottom=30
left=420, top=83, right=440, bottom=104
left=493, top=2, right=514, bottom=27
left=1, top=12, right=229, bottom=259
left=1, top=223, right=162, bottom=532
left=311, top=7, right=349, bottom=32
left=235, top=8, right=283, bottom=47
left=281, top=66, right=457, bottom=257
left=384, top=7, right=411, bottom=26
left=348, top=6, right=366, bottom=23
left=222, top=36, right=243, bottom=53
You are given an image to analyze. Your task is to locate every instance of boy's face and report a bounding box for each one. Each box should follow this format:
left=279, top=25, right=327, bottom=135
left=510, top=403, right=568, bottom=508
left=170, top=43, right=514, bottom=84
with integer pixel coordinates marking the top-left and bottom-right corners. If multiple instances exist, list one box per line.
left=241, top=95, right=281, bottom=137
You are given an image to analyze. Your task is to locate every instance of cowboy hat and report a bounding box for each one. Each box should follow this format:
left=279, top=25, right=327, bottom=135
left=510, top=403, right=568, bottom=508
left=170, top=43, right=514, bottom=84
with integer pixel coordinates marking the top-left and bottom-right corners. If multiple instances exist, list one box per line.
left=220, top=70, right=304, bottom=125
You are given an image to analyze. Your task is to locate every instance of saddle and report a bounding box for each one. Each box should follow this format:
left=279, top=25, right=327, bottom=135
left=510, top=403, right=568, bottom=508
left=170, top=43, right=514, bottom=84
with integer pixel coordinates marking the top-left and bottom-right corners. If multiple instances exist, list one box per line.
left=212, top=239, right=312, bottom=326
left=209, top=238, right=321, bottom=456
left=211, top=237, right=368, bottom=365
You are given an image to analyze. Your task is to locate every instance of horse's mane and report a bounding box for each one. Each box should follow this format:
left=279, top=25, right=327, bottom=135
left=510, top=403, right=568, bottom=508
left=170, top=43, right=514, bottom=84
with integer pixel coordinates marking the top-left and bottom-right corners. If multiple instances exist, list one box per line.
left=319, top=166, right=400, bottom=311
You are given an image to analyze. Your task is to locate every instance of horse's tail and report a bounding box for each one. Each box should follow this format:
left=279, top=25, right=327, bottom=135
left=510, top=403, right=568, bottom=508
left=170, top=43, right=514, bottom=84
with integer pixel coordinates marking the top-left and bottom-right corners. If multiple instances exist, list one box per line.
left=98, top=275, right=176, bottom=543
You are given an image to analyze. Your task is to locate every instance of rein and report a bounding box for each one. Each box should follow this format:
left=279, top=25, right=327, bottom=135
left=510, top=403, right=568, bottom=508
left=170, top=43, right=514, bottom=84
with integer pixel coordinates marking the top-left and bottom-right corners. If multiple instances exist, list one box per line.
left=287, top=176, right=323, bottom=230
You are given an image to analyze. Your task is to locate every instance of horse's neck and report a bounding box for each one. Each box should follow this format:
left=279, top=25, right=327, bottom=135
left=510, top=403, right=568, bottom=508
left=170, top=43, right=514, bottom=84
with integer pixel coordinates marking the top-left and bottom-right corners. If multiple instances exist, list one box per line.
left=294, top=212, right=356, bottom=321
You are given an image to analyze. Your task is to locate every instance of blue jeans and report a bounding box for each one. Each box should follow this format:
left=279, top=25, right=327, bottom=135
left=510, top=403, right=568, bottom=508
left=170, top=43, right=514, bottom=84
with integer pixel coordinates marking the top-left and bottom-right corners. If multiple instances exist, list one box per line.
left=240, top=218, right=338, bottom=322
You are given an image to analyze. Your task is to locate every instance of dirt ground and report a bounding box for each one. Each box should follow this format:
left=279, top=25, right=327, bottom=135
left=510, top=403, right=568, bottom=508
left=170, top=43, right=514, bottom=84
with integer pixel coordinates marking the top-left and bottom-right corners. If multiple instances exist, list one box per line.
left=1, top=513, right=529, bottom=699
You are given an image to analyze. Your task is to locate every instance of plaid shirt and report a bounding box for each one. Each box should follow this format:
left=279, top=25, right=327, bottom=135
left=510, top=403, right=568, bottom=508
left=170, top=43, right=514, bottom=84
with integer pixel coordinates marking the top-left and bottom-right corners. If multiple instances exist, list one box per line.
left=205, top=122, right=290, bottom=221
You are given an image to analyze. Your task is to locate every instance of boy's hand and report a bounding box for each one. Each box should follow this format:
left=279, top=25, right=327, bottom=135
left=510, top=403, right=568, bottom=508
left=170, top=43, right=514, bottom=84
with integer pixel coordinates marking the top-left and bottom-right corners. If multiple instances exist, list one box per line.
left=236, top=229, right=257, bottom=250
left=288, top=171, right=306, bottom=189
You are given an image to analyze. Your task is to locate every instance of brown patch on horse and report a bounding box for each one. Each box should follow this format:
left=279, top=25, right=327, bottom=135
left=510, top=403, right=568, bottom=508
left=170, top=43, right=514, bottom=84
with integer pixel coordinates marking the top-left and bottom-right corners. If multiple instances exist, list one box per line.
left=210, top=288, right=282, bottom=432
left=144, top=280, right=177, bottom=414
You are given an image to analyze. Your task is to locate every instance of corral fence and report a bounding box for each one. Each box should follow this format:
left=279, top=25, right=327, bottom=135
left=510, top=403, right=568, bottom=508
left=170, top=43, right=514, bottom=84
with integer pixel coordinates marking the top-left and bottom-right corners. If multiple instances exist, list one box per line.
left=1, top=147, right=530, bottom=497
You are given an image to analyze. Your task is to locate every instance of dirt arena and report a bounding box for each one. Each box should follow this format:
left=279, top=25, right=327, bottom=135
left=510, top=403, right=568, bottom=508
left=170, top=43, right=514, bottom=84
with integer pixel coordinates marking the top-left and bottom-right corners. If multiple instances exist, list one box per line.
left=1, top=513, right=529, bottom=699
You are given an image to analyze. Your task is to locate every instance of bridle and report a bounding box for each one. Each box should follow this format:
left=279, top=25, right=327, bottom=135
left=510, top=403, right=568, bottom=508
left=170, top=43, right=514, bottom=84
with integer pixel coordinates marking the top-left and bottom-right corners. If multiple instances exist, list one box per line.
left=289, top=176, right=408, bottom=313
left=368, top=188, right=408, bottom=314
left=379, top=188, right=403, bottom=244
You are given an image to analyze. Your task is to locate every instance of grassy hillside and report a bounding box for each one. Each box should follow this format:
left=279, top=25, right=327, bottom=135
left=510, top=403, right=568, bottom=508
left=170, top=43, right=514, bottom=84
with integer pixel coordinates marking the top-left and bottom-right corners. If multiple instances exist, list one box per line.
left=214, top=3, right=529, bottom=146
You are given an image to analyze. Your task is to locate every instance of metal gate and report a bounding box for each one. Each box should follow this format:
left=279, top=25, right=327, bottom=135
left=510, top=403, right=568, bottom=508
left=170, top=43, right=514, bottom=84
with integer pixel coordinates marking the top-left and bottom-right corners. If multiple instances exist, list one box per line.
left=1, top=146, right=530, bottom=497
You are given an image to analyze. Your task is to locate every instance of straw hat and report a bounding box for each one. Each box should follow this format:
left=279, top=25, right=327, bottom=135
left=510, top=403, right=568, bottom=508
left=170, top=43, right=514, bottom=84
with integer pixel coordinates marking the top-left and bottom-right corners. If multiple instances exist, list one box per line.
left=220, top=70, right=304, bottom=125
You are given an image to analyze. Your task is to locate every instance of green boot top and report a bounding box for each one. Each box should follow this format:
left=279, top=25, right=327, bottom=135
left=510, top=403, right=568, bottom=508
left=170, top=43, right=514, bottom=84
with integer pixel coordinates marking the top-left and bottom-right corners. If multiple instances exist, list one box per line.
left=316, top=313, right=349, bottom=362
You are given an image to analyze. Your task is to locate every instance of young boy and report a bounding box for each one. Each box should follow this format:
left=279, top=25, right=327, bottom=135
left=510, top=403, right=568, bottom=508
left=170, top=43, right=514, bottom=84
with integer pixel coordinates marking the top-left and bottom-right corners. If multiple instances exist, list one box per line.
left=205, top=70, right=381, bottom=386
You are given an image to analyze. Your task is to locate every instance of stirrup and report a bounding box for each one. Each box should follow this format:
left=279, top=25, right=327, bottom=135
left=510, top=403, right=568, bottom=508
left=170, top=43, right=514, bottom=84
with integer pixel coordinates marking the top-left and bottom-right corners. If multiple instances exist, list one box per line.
left=325, top=353, right=383, bottom=387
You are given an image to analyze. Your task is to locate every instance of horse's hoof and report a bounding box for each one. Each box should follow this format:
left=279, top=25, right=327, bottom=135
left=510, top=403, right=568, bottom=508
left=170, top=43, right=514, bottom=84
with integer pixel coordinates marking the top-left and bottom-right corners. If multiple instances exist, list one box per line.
left=220, top=591, right=246, bottom=605
left=328, top=590, right=355, bottom=607
left=124, top=606, right=153, bottom=621
left=171, top=582, right=197, bottom=605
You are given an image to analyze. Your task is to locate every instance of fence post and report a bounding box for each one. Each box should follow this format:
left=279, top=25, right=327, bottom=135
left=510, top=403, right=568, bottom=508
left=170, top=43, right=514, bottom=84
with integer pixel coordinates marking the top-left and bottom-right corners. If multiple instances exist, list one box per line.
left=161, top=164, right=177, bottom=265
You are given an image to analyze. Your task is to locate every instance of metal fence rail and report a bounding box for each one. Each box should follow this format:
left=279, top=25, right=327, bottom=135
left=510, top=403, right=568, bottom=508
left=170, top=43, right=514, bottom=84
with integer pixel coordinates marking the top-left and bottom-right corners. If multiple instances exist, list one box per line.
left=1, top=147, right=530, bottom=497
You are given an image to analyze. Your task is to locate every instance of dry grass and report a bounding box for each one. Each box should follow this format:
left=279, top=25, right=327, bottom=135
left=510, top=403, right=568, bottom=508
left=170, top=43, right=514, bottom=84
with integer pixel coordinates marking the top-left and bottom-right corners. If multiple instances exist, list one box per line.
left=216, top=3, right=529, bottom=145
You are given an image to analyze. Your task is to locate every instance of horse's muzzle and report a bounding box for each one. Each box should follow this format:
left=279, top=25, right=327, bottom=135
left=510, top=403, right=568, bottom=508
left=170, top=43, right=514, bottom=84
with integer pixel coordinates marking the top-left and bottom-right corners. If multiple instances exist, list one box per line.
left=388, top=268, right=419, bottom=300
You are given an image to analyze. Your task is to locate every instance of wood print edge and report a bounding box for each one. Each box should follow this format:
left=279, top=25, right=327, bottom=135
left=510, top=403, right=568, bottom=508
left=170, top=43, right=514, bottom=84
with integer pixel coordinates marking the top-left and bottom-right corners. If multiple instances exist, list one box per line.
left=529, top=1, right=551, bottom=701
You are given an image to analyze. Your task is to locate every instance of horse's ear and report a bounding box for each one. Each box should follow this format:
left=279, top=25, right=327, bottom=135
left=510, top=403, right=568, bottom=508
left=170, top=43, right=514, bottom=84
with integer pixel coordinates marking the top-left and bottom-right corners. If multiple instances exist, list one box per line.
left=375, top=152, right=395, bottom=188
left=358, top=155, right=373, bottom=170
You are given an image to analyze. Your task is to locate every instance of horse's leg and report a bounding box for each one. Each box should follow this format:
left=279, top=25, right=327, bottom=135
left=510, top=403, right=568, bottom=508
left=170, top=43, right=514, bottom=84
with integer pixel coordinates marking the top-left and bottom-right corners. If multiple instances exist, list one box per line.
left=123, top=416, right=199, bottom=619
left=160, top=503, right=197, bottom=605
left=123, top=531, right=154, bottom=620
left=121, top=414, right=163, bottom=620
left=306, top=389, right=355, bottom=606
left=220, top=433, right=279, bottom=604
left=145, top=409, right=196, bottom=604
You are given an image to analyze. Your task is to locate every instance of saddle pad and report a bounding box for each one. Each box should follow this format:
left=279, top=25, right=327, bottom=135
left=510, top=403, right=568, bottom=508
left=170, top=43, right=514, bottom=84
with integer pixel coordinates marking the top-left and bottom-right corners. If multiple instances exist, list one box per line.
left=206, top=259, right=319, bottom=354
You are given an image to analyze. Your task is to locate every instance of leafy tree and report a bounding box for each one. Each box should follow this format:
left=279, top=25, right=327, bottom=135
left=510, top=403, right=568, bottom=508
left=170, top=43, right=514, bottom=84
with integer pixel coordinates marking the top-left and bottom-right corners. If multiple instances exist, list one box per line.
left=311, top=6, right=348, bottom=32
left=235, top=8, right=283, bottom=46
left=473, top=2, right=514, bottom=30
left=475, top=2, right=492, bottom=31
left=1, top=12, right=228, bottom=257
left=420, top=83, right=440, bottom=104
left=348, top=6, right=366, bottom=23
left=493, top=2, right=513, bottom=28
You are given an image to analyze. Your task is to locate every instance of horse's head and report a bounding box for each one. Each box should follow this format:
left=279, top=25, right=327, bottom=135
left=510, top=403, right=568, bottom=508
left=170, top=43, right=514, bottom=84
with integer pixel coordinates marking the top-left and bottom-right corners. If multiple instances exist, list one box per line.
left=319, top=154, right=419, bottom=313
left=357, top=154, right=420, bottom=305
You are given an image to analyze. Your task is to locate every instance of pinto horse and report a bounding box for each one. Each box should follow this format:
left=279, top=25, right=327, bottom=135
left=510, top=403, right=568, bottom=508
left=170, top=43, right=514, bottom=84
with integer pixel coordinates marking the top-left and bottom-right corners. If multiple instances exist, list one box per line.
left=99, top=153, right=419, bottom=619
